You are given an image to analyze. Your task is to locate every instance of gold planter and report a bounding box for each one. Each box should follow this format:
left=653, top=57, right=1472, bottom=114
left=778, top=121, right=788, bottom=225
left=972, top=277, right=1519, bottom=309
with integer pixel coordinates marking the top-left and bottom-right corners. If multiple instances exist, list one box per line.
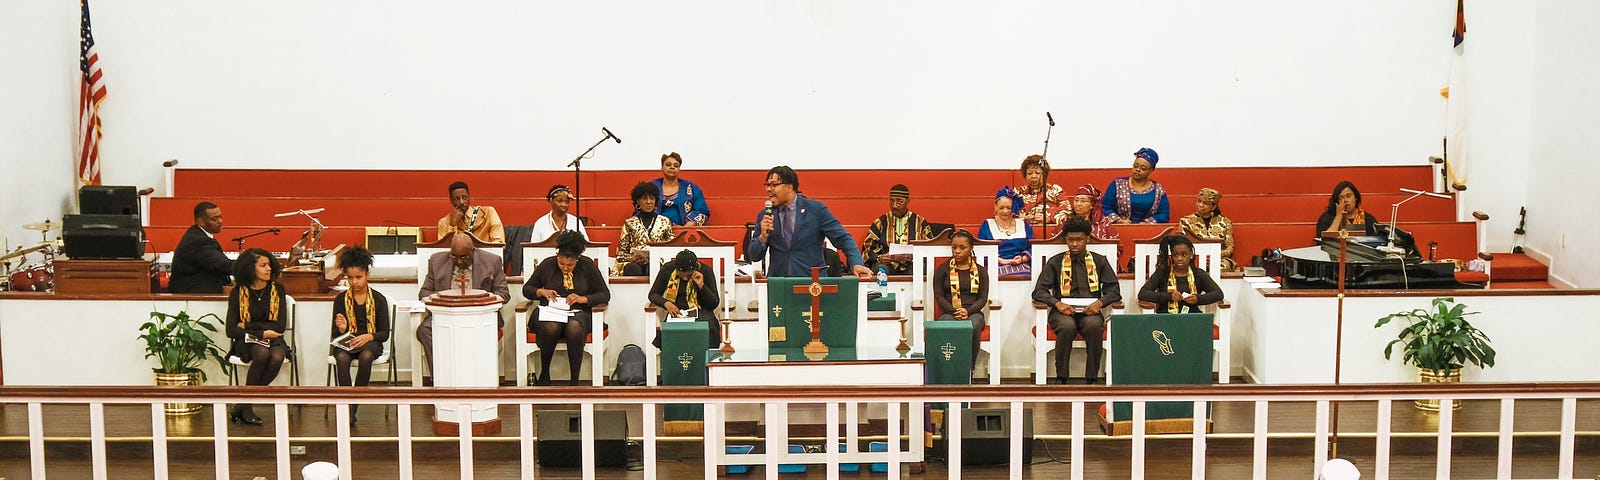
left=153, top=370, right=202, bottom=416
left=1414, top=368, right=1463, bottom=412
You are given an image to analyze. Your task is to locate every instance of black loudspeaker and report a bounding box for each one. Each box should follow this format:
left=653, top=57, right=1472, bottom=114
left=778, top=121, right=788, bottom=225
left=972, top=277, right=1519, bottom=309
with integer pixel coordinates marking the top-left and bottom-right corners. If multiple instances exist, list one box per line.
left=955, top=407, right=1033, bottom=466
left=63, top=214, right=144, bottom=260
left=78, top=186, right=139, bottom=216
left=536, top=409, right=628, bottom=468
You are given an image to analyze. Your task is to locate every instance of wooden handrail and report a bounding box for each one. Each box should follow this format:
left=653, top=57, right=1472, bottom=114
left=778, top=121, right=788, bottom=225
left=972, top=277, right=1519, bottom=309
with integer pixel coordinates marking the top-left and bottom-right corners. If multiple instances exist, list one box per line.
left=4, top=382, right=1600, bottom=402
left=1263, top=288, right=1600, bottom=298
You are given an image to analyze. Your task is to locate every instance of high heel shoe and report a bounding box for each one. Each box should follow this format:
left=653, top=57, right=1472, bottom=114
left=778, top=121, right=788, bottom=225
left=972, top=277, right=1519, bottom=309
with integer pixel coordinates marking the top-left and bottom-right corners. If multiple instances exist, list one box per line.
left=348, top=405, right=359, bottom=427
left=227, top=405, right=245, bottom=424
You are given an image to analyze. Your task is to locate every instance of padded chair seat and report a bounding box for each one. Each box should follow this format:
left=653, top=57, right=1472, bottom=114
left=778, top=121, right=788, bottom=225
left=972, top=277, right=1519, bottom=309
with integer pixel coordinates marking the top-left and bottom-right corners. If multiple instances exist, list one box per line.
left=1455, top=271, right=1490, bottom=284
left=1031, top=325, right=1219, bottom=341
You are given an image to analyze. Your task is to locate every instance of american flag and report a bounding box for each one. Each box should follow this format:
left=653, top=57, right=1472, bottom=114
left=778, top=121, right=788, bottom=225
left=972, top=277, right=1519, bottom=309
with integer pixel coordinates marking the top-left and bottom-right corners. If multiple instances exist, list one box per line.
left=78, top=0, right=107, bottom=186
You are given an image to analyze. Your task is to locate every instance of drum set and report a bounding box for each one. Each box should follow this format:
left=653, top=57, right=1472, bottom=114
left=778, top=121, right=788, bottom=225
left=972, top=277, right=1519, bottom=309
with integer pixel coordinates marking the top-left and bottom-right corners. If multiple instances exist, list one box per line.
left=1, top=220, right=62, bottom=292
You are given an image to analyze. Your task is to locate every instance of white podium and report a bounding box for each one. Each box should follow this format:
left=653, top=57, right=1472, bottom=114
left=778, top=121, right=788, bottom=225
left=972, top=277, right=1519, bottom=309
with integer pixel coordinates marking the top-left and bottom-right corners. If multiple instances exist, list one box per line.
left=425, top=288, right=505, bottom=436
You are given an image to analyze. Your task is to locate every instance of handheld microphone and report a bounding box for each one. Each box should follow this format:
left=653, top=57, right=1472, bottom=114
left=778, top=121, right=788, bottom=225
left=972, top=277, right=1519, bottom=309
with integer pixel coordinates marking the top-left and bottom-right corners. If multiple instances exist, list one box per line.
left=602, top=127, right=621, bottom=144
left=1046, top=112, right=1055, bottom=127
left=764, top=200, right=773, bottom=215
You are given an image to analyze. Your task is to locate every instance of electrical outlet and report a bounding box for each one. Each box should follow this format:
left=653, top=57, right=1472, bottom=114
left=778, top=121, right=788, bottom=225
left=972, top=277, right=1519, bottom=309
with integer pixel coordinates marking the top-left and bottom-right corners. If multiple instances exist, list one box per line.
left=290, top=445, right=307, bottom=456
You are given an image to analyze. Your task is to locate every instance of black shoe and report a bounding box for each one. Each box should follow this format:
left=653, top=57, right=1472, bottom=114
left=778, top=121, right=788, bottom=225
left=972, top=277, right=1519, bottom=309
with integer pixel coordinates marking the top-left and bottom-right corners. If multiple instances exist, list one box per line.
left=535, top=375, right=551, bottom=386
left=349, top=405, right=359, bottom=426
left=239, top=406, right=264, bottom=426
left=227, top=405, right=244, bottom=424
left=1055, top=377, right=1069, bottom=385
left=1085, top=378, right=1098, bottom=385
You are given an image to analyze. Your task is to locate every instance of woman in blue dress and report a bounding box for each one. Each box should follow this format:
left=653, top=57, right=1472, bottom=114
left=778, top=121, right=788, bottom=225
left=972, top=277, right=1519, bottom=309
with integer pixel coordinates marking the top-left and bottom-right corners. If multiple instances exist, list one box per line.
left=979, top=186, right=1034, bottom=276
left=652, top=152, right=711, bottom=227
left=1102, top=147, right=1171, bottom=224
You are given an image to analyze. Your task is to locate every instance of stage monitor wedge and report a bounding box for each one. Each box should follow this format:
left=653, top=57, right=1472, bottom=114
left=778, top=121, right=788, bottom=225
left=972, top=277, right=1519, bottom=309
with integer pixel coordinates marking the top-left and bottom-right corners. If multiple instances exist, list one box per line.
left=536, top=409, right=627, bottom=468
left=63, top=214, right=145, bottom=260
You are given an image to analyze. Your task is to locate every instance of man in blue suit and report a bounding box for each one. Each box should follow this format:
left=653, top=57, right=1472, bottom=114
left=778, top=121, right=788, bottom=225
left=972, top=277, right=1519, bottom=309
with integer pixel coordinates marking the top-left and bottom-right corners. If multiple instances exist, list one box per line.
left=746, top=166, right=873, bottom=278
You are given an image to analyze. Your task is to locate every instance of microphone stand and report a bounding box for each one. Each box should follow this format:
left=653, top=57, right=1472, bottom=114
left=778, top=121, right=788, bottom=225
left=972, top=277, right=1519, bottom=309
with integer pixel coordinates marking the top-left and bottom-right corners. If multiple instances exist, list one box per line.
left=1039, top=112, right=1057, bottom=239
left=567, top=130, right=616, bottom=218
left=230, top=229, right=279, bottom=251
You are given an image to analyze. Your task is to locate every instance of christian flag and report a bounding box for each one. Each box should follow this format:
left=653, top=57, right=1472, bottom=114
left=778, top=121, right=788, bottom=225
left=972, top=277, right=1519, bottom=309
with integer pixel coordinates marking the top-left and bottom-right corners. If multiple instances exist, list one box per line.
left=78, top=0, right=108, bottom=186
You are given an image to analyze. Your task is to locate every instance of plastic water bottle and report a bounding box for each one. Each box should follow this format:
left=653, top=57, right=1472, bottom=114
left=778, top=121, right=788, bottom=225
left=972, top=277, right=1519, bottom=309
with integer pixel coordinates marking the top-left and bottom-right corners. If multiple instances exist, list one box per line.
left=876, top=268, right=889, bottom=294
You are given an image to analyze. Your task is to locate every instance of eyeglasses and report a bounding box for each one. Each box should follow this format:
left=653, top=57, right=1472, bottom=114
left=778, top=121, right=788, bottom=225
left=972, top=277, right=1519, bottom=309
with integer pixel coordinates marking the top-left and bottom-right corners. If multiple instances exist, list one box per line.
left=764, top=182, right=787, bottom=189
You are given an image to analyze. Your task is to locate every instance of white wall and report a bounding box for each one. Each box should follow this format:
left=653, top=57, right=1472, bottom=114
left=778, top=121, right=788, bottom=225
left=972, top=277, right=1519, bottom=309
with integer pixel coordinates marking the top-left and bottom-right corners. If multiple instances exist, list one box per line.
left=0, top=1, right=79, bottom=256
left=1455, top=1, right=1535, bottom=254
left=3, top=0, right=1456, bottom=194
left=1526, top=0, right=1600, bottom=288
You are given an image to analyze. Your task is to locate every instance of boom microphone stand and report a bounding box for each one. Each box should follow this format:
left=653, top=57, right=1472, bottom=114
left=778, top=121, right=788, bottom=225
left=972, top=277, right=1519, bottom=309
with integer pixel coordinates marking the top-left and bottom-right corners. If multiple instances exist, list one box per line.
left=567, top=127, right=621, bottom=218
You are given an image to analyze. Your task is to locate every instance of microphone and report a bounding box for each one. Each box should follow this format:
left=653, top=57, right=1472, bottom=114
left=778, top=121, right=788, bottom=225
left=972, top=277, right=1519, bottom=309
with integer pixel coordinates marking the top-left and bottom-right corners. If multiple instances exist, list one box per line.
left=764, top=200, right=773, bottom=216
left=1046, top=112, right=1055, bottom=127
left=1399, top=188, right=1452, bottom=199
left=273, top=208, right=326, bottom=218
left=602, top=127, right=621, bottom=144
left=270, top=228, right=280, bottom=234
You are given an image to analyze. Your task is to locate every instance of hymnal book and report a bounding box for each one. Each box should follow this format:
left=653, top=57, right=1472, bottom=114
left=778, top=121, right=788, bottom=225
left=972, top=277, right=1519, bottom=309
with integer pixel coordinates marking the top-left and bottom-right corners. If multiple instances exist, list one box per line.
left=244, top=333, right=270, bottom=348
left=1059, top=297, right=1098, bottom=313
left=888, top=243, right=914, bottom=256
left=330, top=332, right=355, bottom=351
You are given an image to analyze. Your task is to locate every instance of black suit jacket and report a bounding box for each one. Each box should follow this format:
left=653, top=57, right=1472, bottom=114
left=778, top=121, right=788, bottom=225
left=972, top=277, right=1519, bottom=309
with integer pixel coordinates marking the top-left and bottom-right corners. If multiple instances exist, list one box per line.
left=169, top=225, right=233, bottom=293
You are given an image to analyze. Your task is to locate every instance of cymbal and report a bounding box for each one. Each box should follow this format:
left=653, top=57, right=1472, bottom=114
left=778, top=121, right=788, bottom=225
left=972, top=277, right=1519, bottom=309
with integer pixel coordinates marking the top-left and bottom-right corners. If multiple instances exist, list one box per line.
left=22, top=220, right=61, bottom=232
left=0, top=243, right=50, bottom=263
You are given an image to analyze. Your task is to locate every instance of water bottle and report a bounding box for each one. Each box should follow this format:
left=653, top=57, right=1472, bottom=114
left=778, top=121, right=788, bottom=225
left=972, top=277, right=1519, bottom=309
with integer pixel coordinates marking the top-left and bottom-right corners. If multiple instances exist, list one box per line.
left=876, top=267, right=889, bottom=294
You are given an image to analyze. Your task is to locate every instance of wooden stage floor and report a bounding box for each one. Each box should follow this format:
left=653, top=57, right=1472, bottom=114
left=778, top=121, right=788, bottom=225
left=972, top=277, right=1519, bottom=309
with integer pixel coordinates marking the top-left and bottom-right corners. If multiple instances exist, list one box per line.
left=3, top=392, right=1598, bottom=479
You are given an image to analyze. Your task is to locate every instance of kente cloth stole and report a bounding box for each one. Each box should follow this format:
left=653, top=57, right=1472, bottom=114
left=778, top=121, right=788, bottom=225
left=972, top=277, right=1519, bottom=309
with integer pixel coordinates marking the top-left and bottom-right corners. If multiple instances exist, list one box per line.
left=1347, top=209, right=1366, bottom=224
left=342, top=289, right=377, bottom=335
left=1060, top=253, right=1099, bottom=296
left=238, top=283, right=280, bottom=328
left=1167, top=269, right=1197, bottom=313
left=562, top=271, right=574, bottom=290
left=893, top=215, right=909, bottom=244
left=948, top=261, right=980, bottom=309
left=662, top=276, right=699, bottom=309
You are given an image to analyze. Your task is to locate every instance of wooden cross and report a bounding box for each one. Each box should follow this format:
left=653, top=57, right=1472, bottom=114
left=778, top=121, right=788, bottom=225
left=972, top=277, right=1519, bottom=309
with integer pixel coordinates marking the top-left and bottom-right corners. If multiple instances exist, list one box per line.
left=794, top=266, right=838, bottom=355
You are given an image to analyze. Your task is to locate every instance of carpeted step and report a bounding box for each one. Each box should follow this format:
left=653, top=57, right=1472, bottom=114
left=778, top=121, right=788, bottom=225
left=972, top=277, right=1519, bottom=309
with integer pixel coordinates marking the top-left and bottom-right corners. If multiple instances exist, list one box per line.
left=1489, top=253, right=1548, bottom=282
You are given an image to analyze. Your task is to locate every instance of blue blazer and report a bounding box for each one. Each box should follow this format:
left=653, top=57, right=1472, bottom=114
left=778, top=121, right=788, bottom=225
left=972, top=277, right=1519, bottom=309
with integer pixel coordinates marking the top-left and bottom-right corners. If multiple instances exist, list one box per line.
left=745, top=196, right=866, bottom=277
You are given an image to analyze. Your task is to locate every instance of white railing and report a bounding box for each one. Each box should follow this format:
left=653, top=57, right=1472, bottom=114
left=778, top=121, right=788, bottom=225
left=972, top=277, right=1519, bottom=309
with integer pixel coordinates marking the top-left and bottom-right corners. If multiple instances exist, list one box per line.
left=3, top=383, right=1598, bottom=480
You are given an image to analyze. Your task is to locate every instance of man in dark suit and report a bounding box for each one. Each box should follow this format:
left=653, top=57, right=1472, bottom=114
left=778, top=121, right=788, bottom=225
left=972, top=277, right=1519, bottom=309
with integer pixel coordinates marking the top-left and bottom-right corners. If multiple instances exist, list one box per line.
left=416, top=233, right=510, bottom=370
left=168, top=201, right=233, bottom=293
left=745, top=166, right=872, bottom=278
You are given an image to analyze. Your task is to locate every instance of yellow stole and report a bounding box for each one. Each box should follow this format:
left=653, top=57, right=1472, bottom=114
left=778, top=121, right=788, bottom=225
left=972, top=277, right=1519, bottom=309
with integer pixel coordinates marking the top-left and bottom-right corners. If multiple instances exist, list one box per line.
left=947, top=260, right=980, bottom=309
left=1059, top=252, right=1099, bottom=296
left=340, top=289, right=377, bottom=335
left=237, top=282, right=280, bottom=328
left=662, top=274, right=700, bottom=309
left=1167, top=267, right=1198, bottom=314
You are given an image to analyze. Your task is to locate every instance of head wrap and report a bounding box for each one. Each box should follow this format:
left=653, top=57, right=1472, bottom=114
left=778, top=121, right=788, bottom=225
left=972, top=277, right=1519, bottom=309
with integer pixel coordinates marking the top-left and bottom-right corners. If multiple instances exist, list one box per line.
left=1075, top=184, right=1101, bottom=199
left=1134, top=147, right=1160, bottom=169
left=889, top=184, right=910, bottom=200
left=674, top=249, right=699, bottom=271
left=547, top=184, right=571, bottom=200
left=995, top=186, right=1024, bottom=217
left=1197, top=188, right=1222, bottom=204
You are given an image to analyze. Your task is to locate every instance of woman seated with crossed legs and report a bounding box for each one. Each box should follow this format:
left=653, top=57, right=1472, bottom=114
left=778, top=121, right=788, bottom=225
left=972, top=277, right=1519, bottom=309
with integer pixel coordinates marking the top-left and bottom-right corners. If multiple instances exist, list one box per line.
left=523, top=231, right=611, bottom=386
left=225, top=248, right=289, bottom=425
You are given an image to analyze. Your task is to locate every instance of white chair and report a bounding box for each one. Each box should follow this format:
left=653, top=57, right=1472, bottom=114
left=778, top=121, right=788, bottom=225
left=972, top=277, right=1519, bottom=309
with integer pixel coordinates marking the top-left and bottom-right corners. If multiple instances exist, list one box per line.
left=907, top=230, right=1003, bottom=384
left=300, top=461, right=339, bottom=480
left=412, top=232, right=505, bottom=386
left=514, top=238, right=612, bottom=386
left=1131, top=228, right=1231, bottom=383
left=228, top=294, right=300, bottom=386
left=1030, top=232, right=1123, bottom=385
left=641, top=230, right=736, bottom=386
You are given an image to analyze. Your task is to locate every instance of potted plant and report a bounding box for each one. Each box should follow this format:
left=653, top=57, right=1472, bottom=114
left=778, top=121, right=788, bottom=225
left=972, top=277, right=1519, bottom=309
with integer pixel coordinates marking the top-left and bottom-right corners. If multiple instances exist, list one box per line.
left=1375, top=297, right=1496, bottom=411
left=138, top=304, right=229, bottom=415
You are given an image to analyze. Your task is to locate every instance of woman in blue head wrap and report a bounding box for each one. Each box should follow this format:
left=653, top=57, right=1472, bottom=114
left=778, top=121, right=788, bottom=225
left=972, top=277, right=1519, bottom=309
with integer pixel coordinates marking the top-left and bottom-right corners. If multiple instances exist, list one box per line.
left=979, top=186, right=1034, bottom=276
left=1102, top=147, right=1171, bottom=224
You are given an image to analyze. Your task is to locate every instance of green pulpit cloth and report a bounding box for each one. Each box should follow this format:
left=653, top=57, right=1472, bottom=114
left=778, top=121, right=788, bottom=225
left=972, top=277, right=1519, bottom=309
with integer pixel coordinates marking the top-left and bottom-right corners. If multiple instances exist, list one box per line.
left=924, top=320, right=973, bottom=385
left=766, top=276, right=860, bottom=349
left=868, top=293, right=897, bottom=312
left=661, top=321, right=710, bottom=422
left=1108, top=313, right=1214, bottom=427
